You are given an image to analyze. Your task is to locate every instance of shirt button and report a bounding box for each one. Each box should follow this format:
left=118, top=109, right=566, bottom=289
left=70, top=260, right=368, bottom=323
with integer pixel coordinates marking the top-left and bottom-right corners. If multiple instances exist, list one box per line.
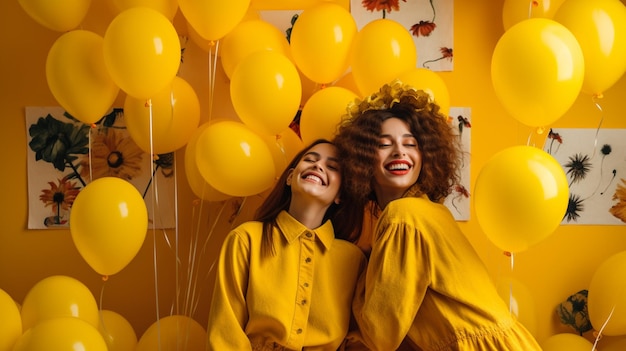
left=305, top=257, right=312, bottom=263
left=305, top=232, right=312, bottom=238
left=296, top=328, right=303, bottom=334
left=301, top=299, right=307, bottom=305
left=304, top=282, right=309, bottom=287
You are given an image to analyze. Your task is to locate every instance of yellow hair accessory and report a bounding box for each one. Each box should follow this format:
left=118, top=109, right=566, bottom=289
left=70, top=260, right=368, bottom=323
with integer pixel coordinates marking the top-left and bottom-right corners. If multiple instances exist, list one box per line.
left=345, top=79, right=435, bottom=120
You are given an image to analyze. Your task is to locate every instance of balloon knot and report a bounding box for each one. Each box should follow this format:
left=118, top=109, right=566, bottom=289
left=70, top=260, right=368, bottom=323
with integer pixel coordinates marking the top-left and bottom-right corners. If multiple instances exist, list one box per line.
left=532, top=1, right=539, bottom=7
left=503, top=251, right=512, bottom=257
left=192, top=198, right=201, bottom=206
left=90, top=123, right=97, bottom=129
left=145, top=99, right=152, bottom=107
left=594, top=93, right=604, bottom=100
left=536, top=126, right=545, bottom=135
left=102, top=275, right=109, bottom=282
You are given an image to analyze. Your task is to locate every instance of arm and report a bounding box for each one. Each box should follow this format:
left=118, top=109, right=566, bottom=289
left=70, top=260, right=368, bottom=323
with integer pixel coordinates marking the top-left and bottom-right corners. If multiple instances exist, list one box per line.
left=353, top=221, right=430, bottom=351
left=207, top=230, right=252, bottom=351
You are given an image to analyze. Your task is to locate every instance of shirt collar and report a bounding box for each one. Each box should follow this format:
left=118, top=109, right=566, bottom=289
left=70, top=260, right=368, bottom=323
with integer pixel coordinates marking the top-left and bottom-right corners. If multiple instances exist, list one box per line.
left=276, top=210, right=335, bottom=250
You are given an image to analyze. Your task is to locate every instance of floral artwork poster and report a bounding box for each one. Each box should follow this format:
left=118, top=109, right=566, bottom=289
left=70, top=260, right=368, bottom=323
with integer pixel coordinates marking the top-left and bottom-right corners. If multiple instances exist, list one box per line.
left=544, top=128, right=626, bottom=225
left=26, top=106, right=176, bottom=230
left=443, top=107, right=471, bottom=221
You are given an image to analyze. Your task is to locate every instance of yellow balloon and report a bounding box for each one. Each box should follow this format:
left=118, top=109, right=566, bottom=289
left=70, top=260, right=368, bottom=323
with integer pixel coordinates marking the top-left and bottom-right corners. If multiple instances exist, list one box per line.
left=399, top=68, right=451, bottom=117
left=264, top=128, right=304, bottom=177
left=502, top=0, right=566, bottom=31
left=13, top=317, right=107, bottom=351
left=124, top=76, right=200, bottom=154
left=98, top=310, right=137, bottom=351
left=196, top=121, right=275, bottom=197
left=290, top=3, right=357, bottom=84
left=136, top=315, right=206, bottom=351
left=230, top=50, right=302, bottom=135
left=554, top=0, right=626, bottom=96
left=70, top=177, right=148, bottom=276
left=540, top=333, right=594, bottom=351
left=491, top=18, right=584, bottom=127
left=46, top=30, right=120, bottom=125
left=350, top=19, right=417, bottom=97
left=103, top=7, right=181, bottom=99
left=18, top=0, right=90, bottom=32
left=495, top=277, right=537, bottom=337
left=474, top=146, right=569, bottom=253
left=108, top=0, right=179, bottom=21
left=20, top=275, right=99, bottom=331
left=178, top=0, right=251, bottom=41
left=221, top=19, right=291, bottom=79
left=184, top=123, right=232, bottom=202
left=588, top=250, right=626, bottom=336
left=300, top=86, right=358, bottom=144
left=0, top=289, right=21, bottom=351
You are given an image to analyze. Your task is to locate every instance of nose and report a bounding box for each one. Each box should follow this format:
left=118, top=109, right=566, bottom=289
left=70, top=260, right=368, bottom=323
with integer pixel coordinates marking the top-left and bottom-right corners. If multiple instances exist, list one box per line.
left=392, top=144, right=406, bottom=157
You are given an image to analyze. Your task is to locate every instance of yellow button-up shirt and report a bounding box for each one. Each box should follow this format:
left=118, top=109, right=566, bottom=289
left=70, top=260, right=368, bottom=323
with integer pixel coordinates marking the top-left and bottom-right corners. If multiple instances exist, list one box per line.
left=208, top=210, right=366, bottom=351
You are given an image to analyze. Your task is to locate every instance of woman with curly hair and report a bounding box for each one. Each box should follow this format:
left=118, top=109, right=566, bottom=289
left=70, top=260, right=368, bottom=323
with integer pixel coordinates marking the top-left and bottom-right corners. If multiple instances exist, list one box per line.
left=207, top=139, right=367, bottom=351
left=333, top=81, right=541, bottom=351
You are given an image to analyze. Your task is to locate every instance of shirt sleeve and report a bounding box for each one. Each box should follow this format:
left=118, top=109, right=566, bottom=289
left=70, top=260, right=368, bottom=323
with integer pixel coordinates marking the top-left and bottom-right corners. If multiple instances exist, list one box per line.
left=207, top=230, right=253, bottom=351
left=353, top=219, right=431, bottom=351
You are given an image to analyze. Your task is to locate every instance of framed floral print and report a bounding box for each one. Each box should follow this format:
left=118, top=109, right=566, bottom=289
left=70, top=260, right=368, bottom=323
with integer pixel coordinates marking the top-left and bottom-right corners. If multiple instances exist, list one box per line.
left=26, top=106, right=176, bottom=229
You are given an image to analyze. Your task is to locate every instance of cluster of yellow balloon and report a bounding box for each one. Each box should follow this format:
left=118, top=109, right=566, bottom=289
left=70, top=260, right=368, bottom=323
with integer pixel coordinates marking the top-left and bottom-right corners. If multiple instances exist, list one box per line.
left=474, top=146, right=569, bottom=254
left=4, top=276, right=138, bottom=351
left=12, top=276, right=106, bottom=351
left=494, top=0, right=626, bottom=128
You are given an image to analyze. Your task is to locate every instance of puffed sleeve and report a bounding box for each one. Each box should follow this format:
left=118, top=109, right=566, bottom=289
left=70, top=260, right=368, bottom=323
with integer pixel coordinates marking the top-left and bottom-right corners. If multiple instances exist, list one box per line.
left=352, top=219, right=431, bottom=351
left=207, top=230, right=252, bottom=351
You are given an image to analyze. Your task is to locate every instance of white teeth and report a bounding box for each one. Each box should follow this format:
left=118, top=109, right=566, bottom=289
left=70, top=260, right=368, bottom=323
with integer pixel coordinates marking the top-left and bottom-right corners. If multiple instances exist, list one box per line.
left=304, top=174, right=323, bottom=184
left=388, top=163, right=409, bottom=170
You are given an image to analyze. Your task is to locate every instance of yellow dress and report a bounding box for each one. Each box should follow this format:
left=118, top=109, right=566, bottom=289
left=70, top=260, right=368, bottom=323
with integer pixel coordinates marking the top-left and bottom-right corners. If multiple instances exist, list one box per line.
left=207, top=210, right=367, bottom=351
left=352, top=196, right=542, bottom=351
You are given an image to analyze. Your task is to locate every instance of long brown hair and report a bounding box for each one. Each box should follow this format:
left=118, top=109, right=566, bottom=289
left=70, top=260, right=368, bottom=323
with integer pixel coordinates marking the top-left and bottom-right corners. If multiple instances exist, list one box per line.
left=255, top=139, right=362, bottom=256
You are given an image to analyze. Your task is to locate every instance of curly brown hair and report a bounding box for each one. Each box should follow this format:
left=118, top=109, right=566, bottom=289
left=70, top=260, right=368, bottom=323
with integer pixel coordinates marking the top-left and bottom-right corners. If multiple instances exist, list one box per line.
left=333, top=85, right=461, bottom=211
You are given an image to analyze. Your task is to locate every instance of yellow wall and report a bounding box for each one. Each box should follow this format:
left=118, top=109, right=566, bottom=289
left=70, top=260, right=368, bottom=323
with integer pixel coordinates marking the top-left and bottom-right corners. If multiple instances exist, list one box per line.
left=1, top=0, right=626, bottom=346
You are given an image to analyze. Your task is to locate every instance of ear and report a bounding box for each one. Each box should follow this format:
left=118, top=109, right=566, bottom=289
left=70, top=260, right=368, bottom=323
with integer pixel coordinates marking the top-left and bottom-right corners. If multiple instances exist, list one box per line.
left=334, top=196, right=341, bottom=205
left=286, top=169, right=294, bottom=186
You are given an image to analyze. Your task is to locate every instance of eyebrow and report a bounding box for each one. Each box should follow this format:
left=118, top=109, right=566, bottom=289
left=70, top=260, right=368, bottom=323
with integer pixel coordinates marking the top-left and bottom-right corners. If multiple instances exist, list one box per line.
left=379, top=133, right=416, bottom=138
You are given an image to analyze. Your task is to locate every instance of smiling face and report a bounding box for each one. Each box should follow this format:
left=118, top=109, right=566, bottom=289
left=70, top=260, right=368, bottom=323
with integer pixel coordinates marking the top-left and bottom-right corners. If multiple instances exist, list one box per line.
left=373, top=117, right=422, bottom=208
left=287, top=142, right=341, bottom=207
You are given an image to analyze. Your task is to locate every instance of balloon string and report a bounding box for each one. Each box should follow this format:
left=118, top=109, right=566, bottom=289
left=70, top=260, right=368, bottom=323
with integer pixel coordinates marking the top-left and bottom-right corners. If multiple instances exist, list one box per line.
left=526, top=126, right=545, bottom=148
left=208, top=41, right=220, bottom=121
left=98, top=279, right=113, bottom=344
left=590, top=95, right=605, bottom=160
left=592, top=305, right=614, bottom=351
left=88, top=124, right=94, bottom=184
left=173, top=155, right=180, bottom=316
left=147, top=99, right=163, bottom=351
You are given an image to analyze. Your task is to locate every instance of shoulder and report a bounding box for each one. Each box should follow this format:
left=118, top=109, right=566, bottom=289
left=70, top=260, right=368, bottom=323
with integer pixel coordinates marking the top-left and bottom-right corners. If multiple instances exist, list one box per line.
left=227, top=220, right=264, bottom=243
left=332, top=239, right=368, bottom=262
left=381, top=196, right=451, bottom=225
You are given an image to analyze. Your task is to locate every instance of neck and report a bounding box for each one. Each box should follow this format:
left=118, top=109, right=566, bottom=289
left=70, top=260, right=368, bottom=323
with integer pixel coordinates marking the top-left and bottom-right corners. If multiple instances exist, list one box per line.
left=288, top=196, right=330, bottom=229
left=373, top=188, right=404, bottom=210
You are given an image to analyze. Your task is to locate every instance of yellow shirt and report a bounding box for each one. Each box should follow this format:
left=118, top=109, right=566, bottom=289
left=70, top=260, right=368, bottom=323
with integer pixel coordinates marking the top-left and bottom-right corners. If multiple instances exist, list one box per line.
left=208, top=210, right=367, bottom=351
left=353, top=196, right=542, bottom=351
